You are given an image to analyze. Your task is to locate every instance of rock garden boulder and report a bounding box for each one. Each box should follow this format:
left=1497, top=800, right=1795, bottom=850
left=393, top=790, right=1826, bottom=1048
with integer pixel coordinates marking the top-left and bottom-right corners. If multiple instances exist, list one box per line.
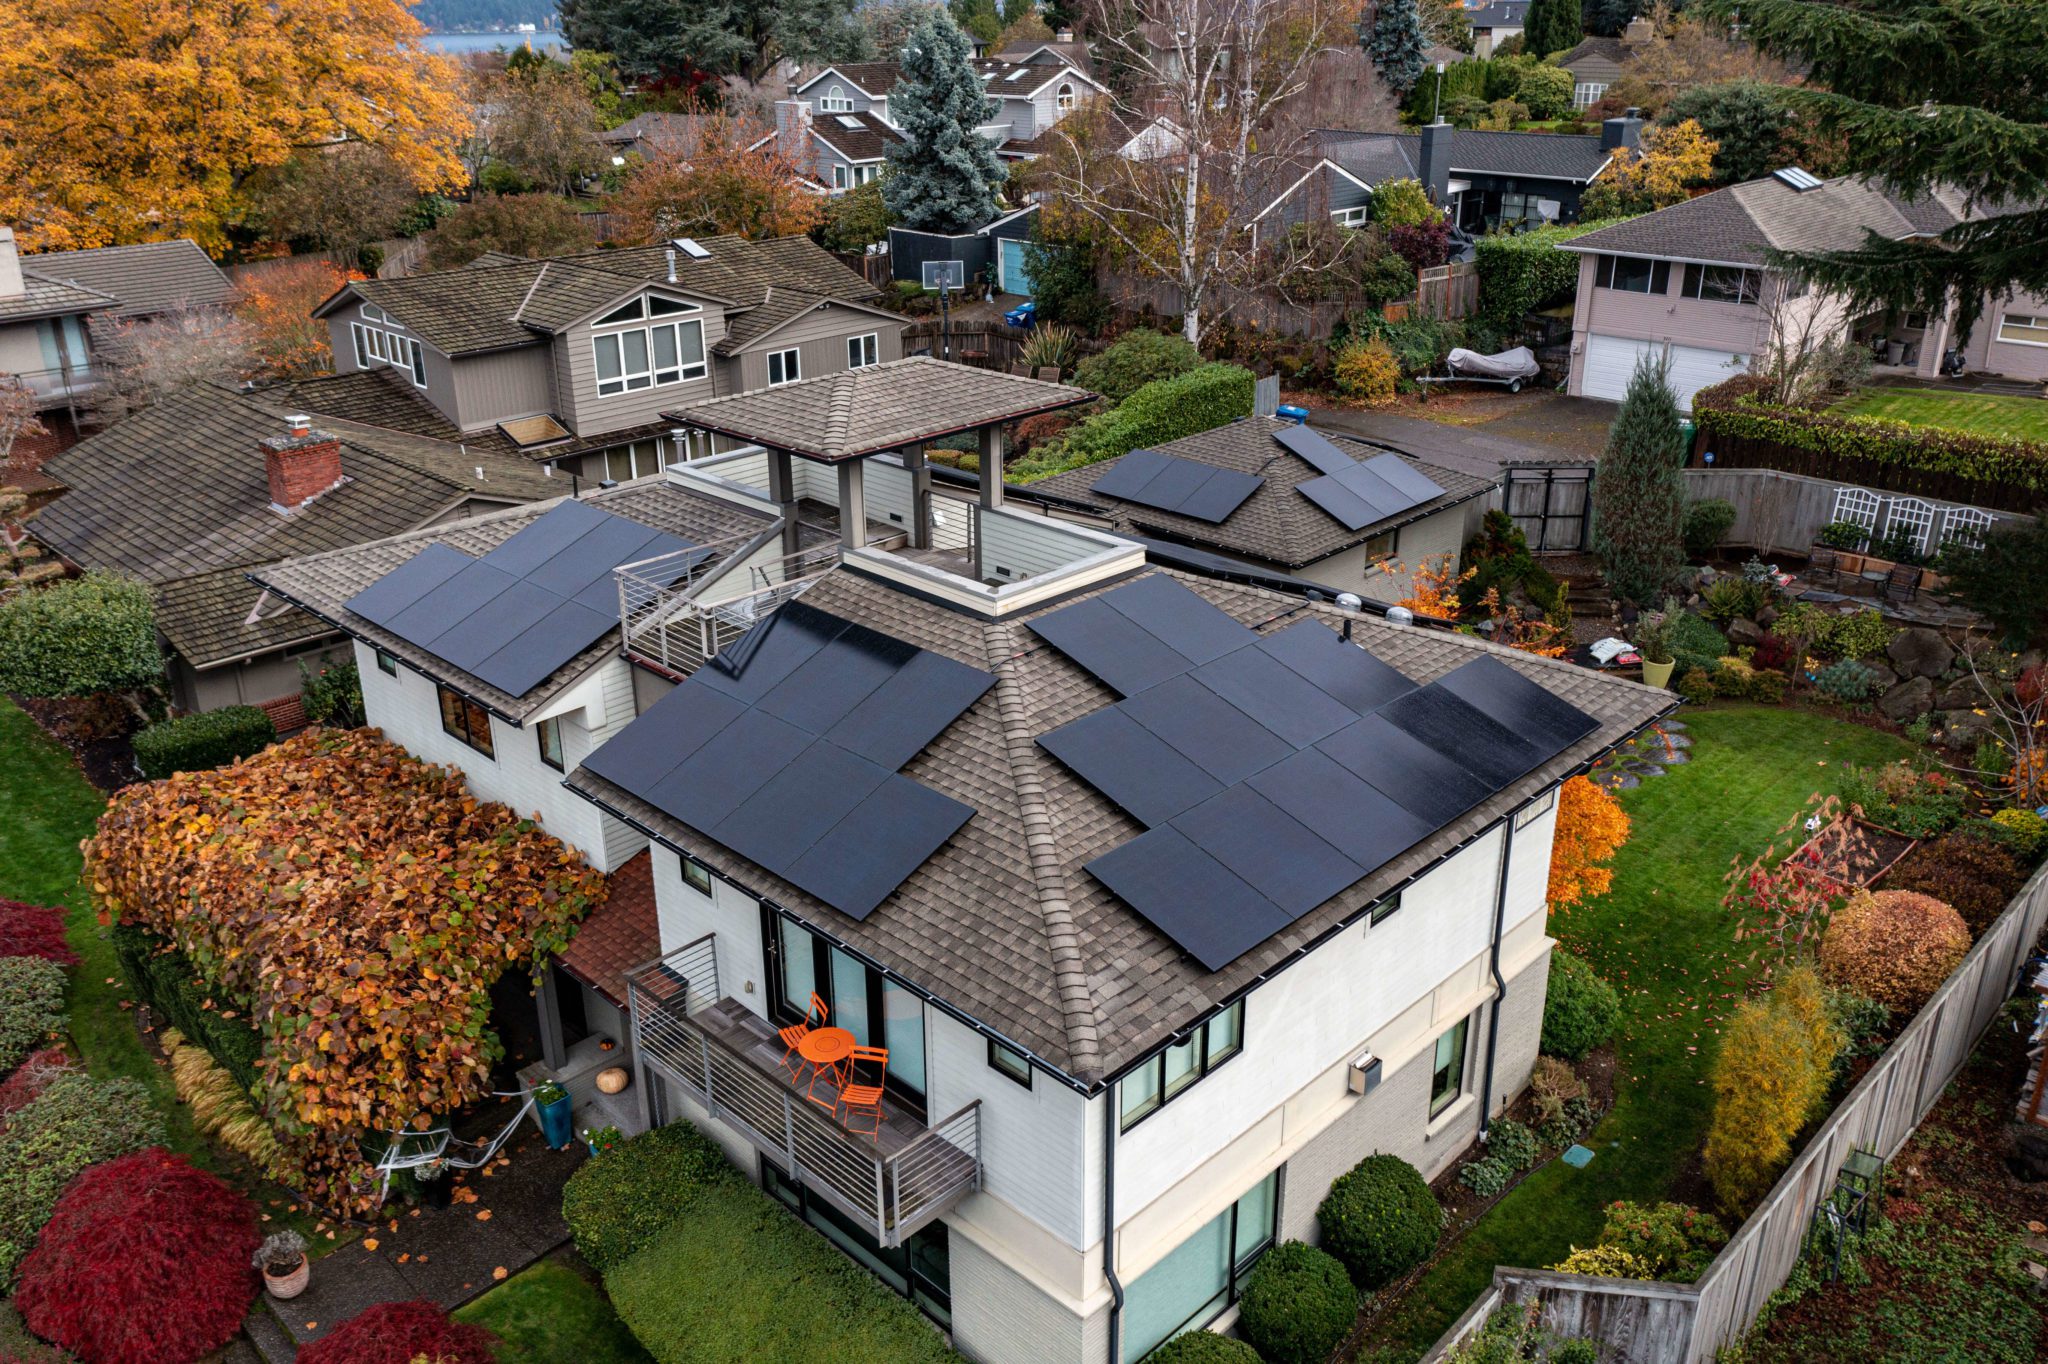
left=1886, top=627, right=1955, bottom=680
left=1878, top=676, right=1934, bottom=723
left=1726, top=617, right=1765, bottom=648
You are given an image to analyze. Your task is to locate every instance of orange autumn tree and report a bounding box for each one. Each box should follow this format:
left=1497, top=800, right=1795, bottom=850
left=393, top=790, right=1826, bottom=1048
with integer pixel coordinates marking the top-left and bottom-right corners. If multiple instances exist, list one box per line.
left=236, top=259, right=366, bottom=379
left=1396, top=553, right=1473, bottom=619
left=609, top=113, right=826, bottom=244
left=0, top=0, right=469, bottom=254
left=1547, top=774, right=1631, bottom=912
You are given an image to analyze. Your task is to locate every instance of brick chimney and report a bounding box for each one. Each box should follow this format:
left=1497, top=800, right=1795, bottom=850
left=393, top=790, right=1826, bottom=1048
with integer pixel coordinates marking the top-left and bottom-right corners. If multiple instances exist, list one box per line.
left=1602, top=108, right=1645, bottom=151
left=1622, top=15, right=1654, bottom=44
left=0, top=228, right=22, bottom=303
left=1418, top=121, right=1453, bottom=207
left=263, top=415, right=344, bottom=512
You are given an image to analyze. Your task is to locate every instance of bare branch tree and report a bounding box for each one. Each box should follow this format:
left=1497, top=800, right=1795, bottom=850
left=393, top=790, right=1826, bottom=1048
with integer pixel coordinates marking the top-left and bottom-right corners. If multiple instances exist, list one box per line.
left=0, top=378, right=46, bottom=472
left=1751, top=274, right=1869, bottom=406
left=86, top=309, right=254, bottom=428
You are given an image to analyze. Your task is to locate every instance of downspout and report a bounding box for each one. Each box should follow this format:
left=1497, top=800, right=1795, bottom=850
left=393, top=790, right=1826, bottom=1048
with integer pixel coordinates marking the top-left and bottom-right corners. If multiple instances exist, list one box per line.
left=1103, top=1093, right=1125, bottom=1364
left=1476, top=816, right=1516, bottom=1139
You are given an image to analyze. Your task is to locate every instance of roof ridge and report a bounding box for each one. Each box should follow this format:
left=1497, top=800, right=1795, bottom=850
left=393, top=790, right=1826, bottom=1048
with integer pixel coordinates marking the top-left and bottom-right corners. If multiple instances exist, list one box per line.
left=511, top=263, right=549, bottom=323
left=981, top=618, right=1103, bottom=1078
left=823, top=373, right=856, bottom=455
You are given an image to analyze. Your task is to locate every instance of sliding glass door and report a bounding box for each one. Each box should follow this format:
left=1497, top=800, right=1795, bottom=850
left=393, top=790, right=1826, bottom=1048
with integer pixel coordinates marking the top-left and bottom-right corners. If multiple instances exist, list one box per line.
left=764, top=906, right=927, bottom=1118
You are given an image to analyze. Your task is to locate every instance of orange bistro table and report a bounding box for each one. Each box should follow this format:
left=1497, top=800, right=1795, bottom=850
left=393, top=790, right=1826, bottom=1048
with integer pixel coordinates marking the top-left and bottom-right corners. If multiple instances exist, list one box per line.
left=798, top=1026, right=856, bottom=1110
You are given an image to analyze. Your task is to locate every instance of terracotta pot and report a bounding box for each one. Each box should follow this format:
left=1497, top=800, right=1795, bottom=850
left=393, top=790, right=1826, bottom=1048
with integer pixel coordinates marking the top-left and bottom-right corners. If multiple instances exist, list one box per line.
left=1641, top=659, right=1676, bottom=690
left=263, top=1257, right=310, bottom=1300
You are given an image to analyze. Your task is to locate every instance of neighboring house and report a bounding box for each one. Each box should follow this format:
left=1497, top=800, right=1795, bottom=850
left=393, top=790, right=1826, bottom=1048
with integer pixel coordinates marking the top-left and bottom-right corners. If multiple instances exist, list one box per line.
left=1468, top=0, right=1530, bottom=56
left=789, top=55, right=1107, bottom=161
left=759, top=103, right=903, bottom=195
left=1556, top=18, right=1657, bottom=109
left=1558, top=168, right=2048, bottom=412
left=890, top=203, right=1043, bottom=296
left=1028, top=416, right=1498, bottom=604
left=1002, top=100, right=1185, bottom=165
left=595, top=112, right=718, bottom=164
left=309, top=235, right=906, bottom=482
left=29, top=385, right=553, bottom=716
left=992, top=33, right=1095, bottom=74
left=1252, top=116, right=1638, bottom=240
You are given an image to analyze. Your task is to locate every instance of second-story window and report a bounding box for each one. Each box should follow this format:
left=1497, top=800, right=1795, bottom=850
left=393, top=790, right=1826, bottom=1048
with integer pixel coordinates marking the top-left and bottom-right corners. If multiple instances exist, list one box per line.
left=681, top=853, right=713, bottom=895
left=591, top=295, right=707, bottom=396
left=1056, top=82, right=1076, bottom=112
left=350, top=323, right=369, bottom=369
left=1595, top=254, right=1671, bottom=295
left=767, top=348, right=801, bottom=386
left=374, top=650, right=398, bottom=677
left=847, top=333, right=878, bottom=368
left=765, top=908, right=927, bottom=1118
left=536, top=716, right=564, bottom=772
left=405, top=337, right=428, bottom=388
left=1514, top=785, right=1557, bottom=829
left=1332, top=205, right=1369, bottom=227
left=820, top=83, right=851, bottom=112
left=437, top=686, right=496, bottom=759
left=1119, top=1000, right=1245, bottom=1131
left=988, top=1039, right=1032, bottom=1088
left=1683, top=264, right=1762, bottom=305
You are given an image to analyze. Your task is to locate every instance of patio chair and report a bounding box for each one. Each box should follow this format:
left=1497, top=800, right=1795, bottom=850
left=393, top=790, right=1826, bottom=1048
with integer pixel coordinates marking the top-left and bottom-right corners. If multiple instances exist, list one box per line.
left=1806, top=547, right=1840, bottom=591
left=1882, top=562, right=1920, bottom=604
left=1035, top=366, right=1062, bottom=383
left=835, top=1045, right=891, bottom=1141
left=777, top=992, right=828, bottom=1081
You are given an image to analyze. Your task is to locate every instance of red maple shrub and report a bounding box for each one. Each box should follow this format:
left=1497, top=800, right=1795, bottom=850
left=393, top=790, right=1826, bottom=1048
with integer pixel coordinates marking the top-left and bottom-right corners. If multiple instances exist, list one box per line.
left=295, top=1301, right=499, bottom=1364
left=15, top=1148, right=258, bottom=1364
left=0, top=902, right=76, bottom=967
left=0, top=1048, right=72, bottom=1127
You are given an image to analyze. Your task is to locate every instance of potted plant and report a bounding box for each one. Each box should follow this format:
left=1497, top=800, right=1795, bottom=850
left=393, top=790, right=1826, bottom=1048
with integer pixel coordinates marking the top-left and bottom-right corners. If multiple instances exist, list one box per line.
left=533, top=1079, right=574, bottom=1150
left=1637, top=598, right=1678, bottom=690
left=252, top=1230, right=310, bottom=1300
left=582, top=1124, right=623, bottom=1158
left=415, top=1156, right=454, bottom=1208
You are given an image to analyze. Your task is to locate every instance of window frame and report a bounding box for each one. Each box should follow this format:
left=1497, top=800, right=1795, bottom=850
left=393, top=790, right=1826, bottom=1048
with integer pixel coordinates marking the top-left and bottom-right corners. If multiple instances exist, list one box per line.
left=767, top=348, right=802, bottom=386
left=1514, top=785, right=1557, bottom=829
left=374, top=650, right=398, bottom=677
left=536, top=716, right=565, bottom=772
left=590, top=295, right=707, bottom=397
left=406, top=337, right=428, bottom=388
left=361, top=303, right=386, bottom=324
left=1683, top=263, right=1762, bottom=306
left=1056, top=82, right=1077, bottom=112
left=820, top=83, right=852, bottom=113
left=1361, top=527, right=1397, bottom=563
left=987, top=1038, right=1033, bottom=1089
left=681, top=853, right=714, bottom=896
left=1429, top=1016, right=1470, bottom=1119
left=436, top=685, right=496, bottom=759
left=1595, top=254, right=1670, bottom=295
left=763, top=906, right=928, bottom=1120
left=350, top=322, right=369, bottom=369
left=832, top=163, right=850, bottom=191
left=847, top=333, right=879, bottom=369
left=1121, top=1170, right=1278, bottom=1362
left=1572, top=81, right=1607, bottom=108
left=366, top=327, right=388, bottom=361
left=1997, top=312, right=2048, bottom=348
left=1331, top=205, right=1369, bottom=227
left=604, top=439, right=664, bottom=482
left=1368, top=890, right=1403, bottom=926
left=1117, top=1000, right=1247, bottom=1132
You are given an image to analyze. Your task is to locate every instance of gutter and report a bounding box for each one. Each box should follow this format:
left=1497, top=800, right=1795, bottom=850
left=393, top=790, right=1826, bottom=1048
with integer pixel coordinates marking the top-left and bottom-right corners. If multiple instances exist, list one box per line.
left=1475, top=814, right=1516, bottom=1139
left=1103, top=1094, right=1126, bottom=1364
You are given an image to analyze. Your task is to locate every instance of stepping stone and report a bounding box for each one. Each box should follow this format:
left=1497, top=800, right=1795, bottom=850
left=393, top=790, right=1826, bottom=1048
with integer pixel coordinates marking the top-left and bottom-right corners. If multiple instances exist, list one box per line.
left=1661, top=749, right=1691, bottom=765
left=1660, top=718, right=1688, bottom=732
left=1657, top=732, right=1693, bottom=749
left=1607, top=773, right=1640, bottom=789
left=1562, top=1144, right=1596, bottom=1168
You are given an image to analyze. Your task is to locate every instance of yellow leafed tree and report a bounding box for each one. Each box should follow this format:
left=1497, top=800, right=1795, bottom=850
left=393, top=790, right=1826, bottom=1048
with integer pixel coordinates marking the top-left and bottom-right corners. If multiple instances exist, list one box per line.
left=0, top=0, right=471, bottom=255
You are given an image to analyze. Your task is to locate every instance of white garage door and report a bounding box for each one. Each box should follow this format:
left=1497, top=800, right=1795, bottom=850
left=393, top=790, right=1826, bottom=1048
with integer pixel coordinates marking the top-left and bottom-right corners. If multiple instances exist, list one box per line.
left=1582, top=334, right=1749, bottom=412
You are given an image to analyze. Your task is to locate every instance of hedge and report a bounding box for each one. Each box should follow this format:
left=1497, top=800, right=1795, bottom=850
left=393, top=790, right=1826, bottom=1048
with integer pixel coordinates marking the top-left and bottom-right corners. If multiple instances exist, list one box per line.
left=1316, top=1153, right=1440, bottom=1289
left=563, top=1120, right=736, bottom=1272
left=1541, top=949, right=1621, bottom=1060
left=1692, top=373, right=2048, bottom=502
left=605, top=1174, right=963, bottom=1364
left=0, top=571, right=163, bottom=698
left=110, top=923, right=265, bottom=1095
left=1071, top=328, right=1200, bottom=406
left=1474, top=219, right=1631, bottom=326
left=131, top=705, right=277, bottom=780
left=1237, top=1241, right=1356, bottom=1364
left=1146, top=1333, right=1261, bottom=1364
left=1015, top=363, right=1256, bottom=482
left=0, top=1072, right=165, bottom=1283
left=0, top=956, right=66, bottom=1080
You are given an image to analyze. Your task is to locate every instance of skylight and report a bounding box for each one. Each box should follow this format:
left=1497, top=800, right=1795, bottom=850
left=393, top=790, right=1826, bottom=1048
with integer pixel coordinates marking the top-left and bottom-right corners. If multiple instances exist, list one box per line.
left=1773, top=167, right=1822, bottom=192
left=836, top=115, right=864, bottom=129
left=671, top=237, right=711, bottom=258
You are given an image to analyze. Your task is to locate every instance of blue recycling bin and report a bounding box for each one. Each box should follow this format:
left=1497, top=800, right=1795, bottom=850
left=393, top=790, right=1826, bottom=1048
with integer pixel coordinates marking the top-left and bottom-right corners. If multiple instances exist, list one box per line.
left=1276, top=404, right=1310, bottom=425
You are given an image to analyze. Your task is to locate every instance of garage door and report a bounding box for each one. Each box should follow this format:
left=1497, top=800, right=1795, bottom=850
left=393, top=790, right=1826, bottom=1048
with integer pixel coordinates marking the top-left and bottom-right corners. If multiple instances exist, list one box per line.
left=1581, top=334, right=1749, bottom=411
left=998, top=237, right=1035, bottom=298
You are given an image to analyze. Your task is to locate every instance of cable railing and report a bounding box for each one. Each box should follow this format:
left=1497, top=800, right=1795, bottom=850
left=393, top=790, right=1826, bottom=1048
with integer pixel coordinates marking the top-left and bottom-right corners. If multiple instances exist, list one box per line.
left=626, top=935, right=981, bottom=1247
left=614, top=537, right=838, bottom=678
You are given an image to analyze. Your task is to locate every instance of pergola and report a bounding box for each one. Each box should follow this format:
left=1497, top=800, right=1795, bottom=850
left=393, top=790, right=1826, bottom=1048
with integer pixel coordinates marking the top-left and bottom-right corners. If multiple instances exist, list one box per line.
left=666, top=357, right=1095, bottom=557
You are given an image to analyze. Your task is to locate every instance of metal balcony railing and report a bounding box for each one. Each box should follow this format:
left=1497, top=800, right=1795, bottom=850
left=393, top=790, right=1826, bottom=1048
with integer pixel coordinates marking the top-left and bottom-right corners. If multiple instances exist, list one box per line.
left=616, top=539, right=839, bottom=679
left=626, top=935, right=981, bottom=1248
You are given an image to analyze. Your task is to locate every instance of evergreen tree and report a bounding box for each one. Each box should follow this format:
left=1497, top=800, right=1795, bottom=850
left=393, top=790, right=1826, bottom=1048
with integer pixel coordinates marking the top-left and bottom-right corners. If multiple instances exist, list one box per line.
left=1698, top=0, right=2048, bottom=339
left=1584, top=0, right=1636, bottom=38
left=884, top=16, right=1005, bottom=233
left=950, top=0, right=1003, bottom=45
left=1592, top=354, right=1686, bottom=607
left=559, top=0, right=865, bottom=83
left=1521, top=0, right=1582, bottom=58
left=1362, top=0, right=1428, bottom=99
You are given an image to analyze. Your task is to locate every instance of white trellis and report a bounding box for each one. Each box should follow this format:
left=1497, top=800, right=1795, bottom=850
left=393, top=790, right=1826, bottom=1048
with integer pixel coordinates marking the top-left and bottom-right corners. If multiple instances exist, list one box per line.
left=1940, top=505, right=1994, bottom=550
left=1881, top=497, right=1936, bottom=556
left=1831, top=486, right=1881, bottom=538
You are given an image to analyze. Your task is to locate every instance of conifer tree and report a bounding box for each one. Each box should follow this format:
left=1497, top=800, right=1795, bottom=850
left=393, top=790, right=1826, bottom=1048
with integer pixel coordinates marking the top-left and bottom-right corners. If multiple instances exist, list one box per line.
left=1362, top=0, right=1428, bottom=99
left=1592, top=354, right=1686, bottom=607
left=1521, top=0, right=1582, bottom=58
left=884, top=16, right=1006, bottom=233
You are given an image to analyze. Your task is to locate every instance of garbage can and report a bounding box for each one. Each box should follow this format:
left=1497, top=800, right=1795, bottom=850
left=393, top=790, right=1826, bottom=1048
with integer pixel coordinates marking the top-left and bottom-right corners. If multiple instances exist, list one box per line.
left=1276, top=404, right=1310, bottom=426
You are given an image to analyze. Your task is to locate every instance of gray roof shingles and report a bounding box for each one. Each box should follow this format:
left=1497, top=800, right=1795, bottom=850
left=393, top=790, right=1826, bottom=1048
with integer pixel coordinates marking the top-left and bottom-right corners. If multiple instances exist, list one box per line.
left=17, top=240, right=233, bottom=318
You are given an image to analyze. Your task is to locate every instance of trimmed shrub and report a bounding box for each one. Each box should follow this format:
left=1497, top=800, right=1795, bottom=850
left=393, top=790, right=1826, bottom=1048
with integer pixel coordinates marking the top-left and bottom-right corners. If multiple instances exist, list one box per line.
left=1987, top=808, right=2048, bottom=860
left=1818, top=609, right=1894, bottom=661
left=1036, top=363, right=1257, bottom=477
left=1676, top=667, right=1715, bottom=704
left=1237, top=1241, right=1355, bottom=1364
left=1334, top=337, right=1400, bottom=407
left=108, top=924, right=263, bottom=1095
left=1884, top=832, right=2025, bottom=935
left=131, top=706, right=276, bottom=780
left=1458, top=1156, right=1512, bottom=1197
left=1011, top=411, right=1073, bottom=458
left=564, top=1120, right=736, bottom=1272
left=0, top=1072, right=164, bottom=1282
left=1486, top=1117, right=1541, bottom=1171
left=296, top=1301, right=499, bottom=1364
left=1667, top=611, right=1729, bottom=680
left=1474, top=219, right=1627, bottom=326
left=16, top=1148, right=258, bottom=1364
left=300, top=658, right=364, bottom=728
left=0, top=901, right=76, bottom=967
left=1147, top=1332, right=1260, bottom=1364
left=0, top=957, right=66, bottom=1080
left=1825, top=986, right=1891, bottom=1088
left=1703, top=968, right=1841, bottom=1211
left=1541, top=950, right=1620, bottom=1061
left=1594, top=1200, right=1727, bottom=1281
left=0, top=1049, right=71, bottom=1128
left=1317, top=1153, right=1440, bottom=1289
left=0, top=572, right=163, bottom=698
left=1551, top=1244, right=1655, bottom=1278
left=1820, top=889, right=1970, bottom=1013
left=1682, top=498, right=1737, bottom=559
left=1072, top=329, right=1200, bottom=405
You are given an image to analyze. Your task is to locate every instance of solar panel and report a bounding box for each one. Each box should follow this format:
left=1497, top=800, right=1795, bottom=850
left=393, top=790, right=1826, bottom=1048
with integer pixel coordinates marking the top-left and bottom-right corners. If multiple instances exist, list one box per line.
left=1038, top=706, right=1222, bottom=827
left=1121, top=674, right=1294, bottom=786
left=1272, top=423, right=1358, bottom=476
left=1025, top=595, right=1205, bottom=698
left=1172, top=785, right=1362, bottom=918
left=1098, top=575, right=1255, bottom=666
left=1316, top=713, right=1493, bottom=828
left=1377, top=686, right=1548, bottom=788
left=1089, top=450, right=1264, bottom=525
left=1360, top=453, right=1447, bottom=506
left=1431, top=655, right=1602, bottom=753
left=1087, top=448, right=1170, bottom=501
left=343, top=543, right=472, bottom=626
left=1188, top=645, right=1358, bottom=749
left=1279, top=423, right=1446, bottom=533
left=1178, top=469, right=1265, bottom=524
left=1086, top=827, right=1294, bottom=972
left=1296, top=475, right=1382, bottom=532
left=579, top=604, right=994, bottom=919
left=1255, top=619, right=1416, bottom=715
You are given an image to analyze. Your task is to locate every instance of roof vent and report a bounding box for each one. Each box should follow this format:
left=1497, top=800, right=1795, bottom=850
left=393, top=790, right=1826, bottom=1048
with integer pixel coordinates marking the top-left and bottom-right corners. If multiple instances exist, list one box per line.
left=1386, top=605, right=1415, bottom=628
left=1773, top=166, right=1823, bottom=192
left=671, top=237, right=711, bottom=259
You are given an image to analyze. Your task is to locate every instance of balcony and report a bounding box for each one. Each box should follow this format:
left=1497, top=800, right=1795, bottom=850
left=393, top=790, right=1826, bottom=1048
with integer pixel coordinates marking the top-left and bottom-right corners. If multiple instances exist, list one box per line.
left=627, top=935, right=981, bottom=1248
left=4, top=363, right=100, bottom=409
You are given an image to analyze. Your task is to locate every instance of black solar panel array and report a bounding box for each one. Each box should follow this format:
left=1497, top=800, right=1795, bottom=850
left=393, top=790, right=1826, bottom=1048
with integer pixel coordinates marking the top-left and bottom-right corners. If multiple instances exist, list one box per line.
left=1028, top=576, right=1597, bottom=970
left=581, top=602, right=995, bottom=919
left=1089, top=448, right=1265, bottom=525
left=345, top=499, right=709, bottom=697
left=1274, top=425, right=1448, bottom=533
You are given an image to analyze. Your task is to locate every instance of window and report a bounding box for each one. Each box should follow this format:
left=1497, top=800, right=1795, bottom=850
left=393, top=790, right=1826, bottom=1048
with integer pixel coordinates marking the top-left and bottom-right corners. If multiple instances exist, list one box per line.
left=591, top=297, right=707, bottom=396
left=1595, top=254, right=1670, bottom=295
left=766, top=909, right=928, bottom=1116
left=1429, top=1017, right=1469, bottom=1119
left=1683, top=264, right=1762, bottom=305
left=856, top=164, right=881, bottom=186
left=1362, top=528, right=1397, bottom=563
left=763, top=1165, right=952, bottom=1327
left=366, top=327, right=387, bottom=361
left=847, top=333, right=879, bottom=369
left=988, top=1039, right=1032, bottom=1088
left=820, top=83, right=852, bottom=112
left=536, top=716, right=565, bottom=772
left=1331, top=205, right=1370, bottom=227
left=406, top=337, right=428, bottom=387
left=604, top=439, right=665, bottom=482
left=833, top=163, right=849, bottom=191
left=767, top=348, right=801, bottom=386
left=1056, top=82, right=1076, bottom=112
left=1119, top=1171, right=1278, bottom=1362
left=1515, top=785, right=1557, bottom=829
left=361, top=303, right=386, bottom=324
left=1997, top=313, right=2048, bottom=347
left=350, top=323, right=369, bottom=369
left=1368, top=891, right=1403, bottom=926
left=374, top=650, right=397, bottom=677
left=681, top=854, right=713, bottom=895
left=437, top=686, right=496, bottom=759
left=1118, top=1001, right=1246, bottom=1131
left=1572, top=81, right=1607, bottom=108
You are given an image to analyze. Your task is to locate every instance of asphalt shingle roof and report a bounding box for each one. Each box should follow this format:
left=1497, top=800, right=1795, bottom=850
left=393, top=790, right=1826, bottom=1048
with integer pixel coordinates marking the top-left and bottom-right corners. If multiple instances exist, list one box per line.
left=19, top=240, right=233, bottom=317
left=1030, top=417, right=1496, bottom=568
left=565, top=566, right=1672, bottom=1083
left=809, top=110, right=903, bottom=163
left=0, top=272, right=112, bottom=323
left=1316, top=127, right=1615, bottom=185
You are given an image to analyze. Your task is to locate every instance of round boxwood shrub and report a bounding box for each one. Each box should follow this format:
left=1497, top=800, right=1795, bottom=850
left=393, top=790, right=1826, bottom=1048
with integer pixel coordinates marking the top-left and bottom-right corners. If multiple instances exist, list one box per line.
left=1238, top=1241, right=1355, bottom=1364
left=1820, top=889, right=1970, bottom=1013
left=131, top=705, right=276, bottom=780
left=1317, top=1153, right=1440, bottom=1289
left=296, top=1301, right=498, bottom=1364
left=0, top=956, right=66, bottom=1080
left=16, top=1148, right=258, bottom=1364
left=1147, top=1331, right=1261, bottom=1364
left=562, top=1119, right=735, bottom=1272
left=1541, top=950, right=1621, bottom=1061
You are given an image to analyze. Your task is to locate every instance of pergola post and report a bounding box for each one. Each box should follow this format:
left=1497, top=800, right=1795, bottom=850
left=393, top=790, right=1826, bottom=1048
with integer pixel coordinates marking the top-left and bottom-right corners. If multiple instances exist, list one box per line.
left=903, top=443, right=933, bottom=551
left=837, top=460, right=868, bottom=553
left=768, top=449, right=800, bottom=555
left=977, top=425, right=1006, bottom=510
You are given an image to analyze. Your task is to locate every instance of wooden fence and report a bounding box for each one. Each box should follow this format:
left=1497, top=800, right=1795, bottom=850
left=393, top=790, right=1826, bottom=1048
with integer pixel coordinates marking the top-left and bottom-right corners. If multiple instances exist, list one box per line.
left=1103, top=262, right=1478, bottom=341
left=1680, top=468, right=2028, bottom=560
left=901, top=319, right=1042, bottom=371
left=1425, top=856, right=2048, bottom=1364
left=1689, top=427, right=2046, bottom=516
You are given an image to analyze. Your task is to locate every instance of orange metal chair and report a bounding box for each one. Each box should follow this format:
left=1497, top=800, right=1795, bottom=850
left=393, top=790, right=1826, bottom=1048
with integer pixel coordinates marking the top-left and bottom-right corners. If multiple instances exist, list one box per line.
left=778, top=992, right=829, bottom=1081
left=835, top=1045, right=890, bottom=1140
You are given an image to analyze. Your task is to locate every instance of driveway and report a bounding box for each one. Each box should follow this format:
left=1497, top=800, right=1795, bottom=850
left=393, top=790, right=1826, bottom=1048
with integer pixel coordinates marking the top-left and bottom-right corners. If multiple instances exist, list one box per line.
left=1305, top=391, right=1614, bottom=479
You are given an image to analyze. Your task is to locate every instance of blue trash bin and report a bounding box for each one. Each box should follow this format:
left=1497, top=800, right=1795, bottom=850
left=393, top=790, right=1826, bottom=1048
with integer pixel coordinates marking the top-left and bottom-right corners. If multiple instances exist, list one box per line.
left=1276, top=404, right=1310, bottom=425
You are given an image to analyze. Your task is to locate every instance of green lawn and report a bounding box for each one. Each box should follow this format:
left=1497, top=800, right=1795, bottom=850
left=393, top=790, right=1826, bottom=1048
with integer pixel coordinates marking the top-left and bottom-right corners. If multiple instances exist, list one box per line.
left=1362, top=706, right=1913, bottom=1360
left=1833, top=387, right=2048, bottom=443
left=455, top=1253, right=651, bottom=1364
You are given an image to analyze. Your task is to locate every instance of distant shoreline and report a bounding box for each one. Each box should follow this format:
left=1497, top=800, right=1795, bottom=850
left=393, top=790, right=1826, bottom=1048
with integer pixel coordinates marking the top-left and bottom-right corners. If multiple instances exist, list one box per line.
left=420, top=29, right=568, bottom=52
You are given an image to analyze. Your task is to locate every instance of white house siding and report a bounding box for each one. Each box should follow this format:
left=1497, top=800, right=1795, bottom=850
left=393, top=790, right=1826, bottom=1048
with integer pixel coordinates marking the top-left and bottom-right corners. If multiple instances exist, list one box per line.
left=1295, top=501, right=1482, bottom=608
left=449, top=345, right=559, bottom=431
left=1971, top=289, right=2048, bottom=383
left=551, top=295, right=731, bottom=437
left=731, top=305, right=906, bottom=391
left=355, top=641, right=639, bottom=873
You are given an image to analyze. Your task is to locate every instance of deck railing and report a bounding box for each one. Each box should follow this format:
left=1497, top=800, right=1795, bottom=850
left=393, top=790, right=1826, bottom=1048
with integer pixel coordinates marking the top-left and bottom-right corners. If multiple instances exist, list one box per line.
left=615, top=538, right=838, bottom=678
left=626, top=935, right=981, bottom=1247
